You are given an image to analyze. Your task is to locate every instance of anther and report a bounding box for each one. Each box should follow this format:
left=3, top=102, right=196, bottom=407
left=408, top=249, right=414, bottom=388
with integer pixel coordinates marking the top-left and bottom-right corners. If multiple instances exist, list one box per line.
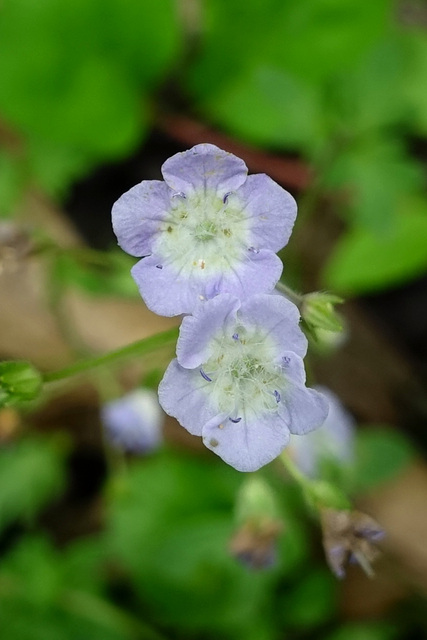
left=172, top=191, right=186, bottom=199
left=248, top=246, right=260, bottom=254
left=232, top=333, right=239, bottom=340
left=200, top=368, right=212, bottom=382
left=223, top=192, right=233, bottom=204
left=155, top=264, right=163, bottom=269
left=273, top=390, right=281, bottom=403
left=229, top=417, right=242, bottom=423
left=283, top=356, right=291, bottom=366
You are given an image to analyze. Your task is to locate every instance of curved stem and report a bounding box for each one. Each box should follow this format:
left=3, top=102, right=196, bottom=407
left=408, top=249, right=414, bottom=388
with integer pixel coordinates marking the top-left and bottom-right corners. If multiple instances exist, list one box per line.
left=275, top=281, right=304, bottom=307
left=43, top=327, right=179, bottom=384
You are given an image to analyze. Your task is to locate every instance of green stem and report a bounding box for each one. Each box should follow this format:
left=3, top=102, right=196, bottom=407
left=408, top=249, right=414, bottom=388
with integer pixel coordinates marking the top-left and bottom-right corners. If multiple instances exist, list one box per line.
left=275, top=281, right=304, bottom=307
left=42, top=327, right=179, bottom=384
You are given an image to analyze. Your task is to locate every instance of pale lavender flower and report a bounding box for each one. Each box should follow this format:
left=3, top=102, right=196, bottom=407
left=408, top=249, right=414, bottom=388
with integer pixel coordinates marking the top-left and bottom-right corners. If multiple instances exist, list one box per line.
left=289, top=386, right=355, bottom=477
left=101, top=389, right=163, bottom=453
left=112, top=144, right=296, bottom=316
left=158, top=293, right=329, bottom=472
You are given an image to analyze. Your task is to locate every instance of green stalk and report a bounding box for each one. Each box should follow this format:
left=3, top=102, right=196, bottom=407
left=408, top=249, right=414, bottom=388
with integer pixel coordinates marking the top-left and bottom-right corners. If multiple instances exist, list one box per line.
left=43, top=327, right=179, bottom=384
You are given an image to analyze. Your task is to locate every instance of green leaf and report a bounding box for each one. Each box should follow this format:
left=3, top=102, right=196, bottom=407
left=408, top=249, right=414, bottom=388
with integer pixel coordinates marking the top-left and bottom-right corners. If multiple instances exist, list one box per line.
left=54, top=250, right=139, bottom=298
left=350, top=427, right=414, bottom=494
left=280, top=568, right=337, bottom=629
left=323, top=622, right=399, bottom=640
left=324, top=139, right=423, bottom=231
left=203, top=65, right=324, bottom=152
left=323, top=204, right=427, bottom=294
left=0, top=437, right=66, bottom=531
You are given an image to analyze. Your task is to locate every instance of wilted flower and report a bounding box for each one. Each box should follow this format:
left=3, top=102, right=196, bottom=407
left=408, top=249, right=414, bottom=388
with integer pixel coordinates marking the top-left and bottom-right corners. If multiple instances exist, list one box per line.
left=112, top=144, right=297, bottom=316
left=321, top=508, right=385, bottom=579
left=289, top=386, right=355, bottom=478
left=159, top=293, right=329, bottom=472
left=101, top=389, right=163, bottom=453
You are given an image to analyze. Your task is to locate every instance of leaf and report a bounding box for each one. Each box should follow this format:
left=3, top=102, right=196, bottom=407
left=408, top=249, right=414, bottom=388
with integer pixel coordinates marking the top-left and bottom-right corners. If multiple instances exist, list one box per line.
left=0, top=437, right=66, bottom=531
left=323, top=204, right=427, bottom=294
left=350, top=427, right=414, bottom=494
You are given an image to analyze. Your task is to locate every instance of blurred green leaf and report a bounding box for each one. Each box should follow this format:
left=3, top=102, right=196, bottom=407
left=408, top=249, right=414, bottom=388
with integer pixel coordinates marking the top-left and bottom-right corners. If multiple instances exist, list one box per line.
left=54, top=249, right=139, bottom=298
left=324, top=139, right=423, bottom=231
left=0, top=152, right=28, bottom=217
left=0, top=0, right=182, bottom=193
left=0, top=437, right=66, bottom=531
left=323, top=203, right=427, bottom=294
left=350, top=427, right=414, bottom=494
left=280, top=567, right=337, bottom=629
left=323, top=622, right=399, bottom=640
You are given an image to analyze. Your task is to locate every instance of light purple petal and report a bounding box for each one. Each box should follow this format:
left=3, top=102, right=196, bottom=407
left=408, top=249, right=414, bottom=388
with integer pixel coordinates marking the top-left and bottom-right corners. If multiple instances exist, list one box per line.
left=202, top=411, right=290, bottom=472
left=131, top=250, right=283, bottom=317
left=131, top=256, right=201, bottom=316
left=219, top=249, right=283, bottom=300
left=238, top=174, right=297, bottom=253
left=281, top=351, right=307, bottom=385
left=280, top=386, right=329, bottom=435
left=112, top=180, right=171, bottom=257
left=159, top=360, right=227, bottom=436
left=161, top=144, right=248, bottom=196
left=240, top=294, right=307, bottom=359
left=177, top=294, right=240, bottom=369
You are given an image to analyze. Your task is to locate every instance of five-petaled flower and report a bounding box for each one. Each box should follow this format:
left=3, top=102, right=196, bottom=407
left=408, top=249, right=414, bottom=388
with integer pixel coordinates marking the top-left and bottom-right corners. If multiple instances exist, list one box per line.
left=112, top=144, right=297, bottom=316
left=159, top=293, right=329, bottom=471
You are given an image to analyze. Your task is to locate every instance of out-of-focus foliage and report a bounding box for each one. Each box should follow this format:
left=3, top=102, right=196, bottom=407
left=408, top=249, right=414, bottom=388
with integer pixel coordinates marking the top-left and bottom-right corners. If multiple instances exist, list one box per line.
left=0, top=0, right=181, bottom=198
left=0, top=438, right=413, bottom=640
left=186, top=0, right=427, bottom=294
left=0, top=437, right=66, bottom=532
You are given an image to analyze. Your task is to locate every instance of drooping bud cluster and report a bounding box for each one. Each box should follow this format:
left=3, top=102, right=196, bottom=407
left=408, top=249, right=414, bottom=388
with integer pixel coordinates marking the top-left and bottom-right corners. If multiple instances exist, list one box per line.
left=112, top=144, right=330, bottom=471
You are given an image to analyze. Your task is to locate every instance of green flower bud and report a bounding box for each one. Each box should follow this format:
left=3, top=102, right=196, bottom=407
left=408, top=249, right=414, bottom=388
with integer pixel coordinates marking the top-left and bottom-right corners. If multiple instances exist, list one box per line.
left=0, top=361, right=42, bottom=408
left=301, top=292, right=344, bottom=333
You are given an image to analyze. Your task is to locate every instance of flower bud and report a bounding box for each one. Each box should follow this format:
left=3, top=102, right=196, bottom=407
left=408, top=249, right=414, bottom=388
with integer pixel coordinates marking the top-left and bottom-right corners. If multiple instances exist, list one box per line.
left=301, top=292, right=343, bottom=333
left=0, top=361, right=42, bottom=408
left=230, top=477, right=283, bottom=570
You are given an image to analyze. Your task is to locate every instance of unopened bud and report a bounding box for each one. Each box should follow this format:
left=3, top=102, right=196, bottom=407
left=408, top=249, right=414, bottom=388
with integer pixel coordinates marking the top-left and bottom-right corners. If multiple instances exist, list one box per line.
left=301, top=292, right=343, bottom=334
left=0, top=361, right=42, bottom=408
left=230, top=477, right=283, bottom=570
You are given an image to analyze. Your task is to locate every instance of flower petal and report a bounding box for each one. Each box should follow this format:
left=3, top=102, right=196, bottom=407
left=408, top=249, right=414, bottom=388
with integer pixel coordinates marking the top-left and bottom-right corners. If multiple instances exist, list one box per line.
left=239, top=174, right=297, bottom=253
left=240, top=294, right=308, bottom=359
left=158, top=360, right=226, bottom=436
left=161, top=144, right=248, bottom=196
left=202, top=410, right=290, bottom=472
left=112, top=180, right=171, bottom=257
left=131, top=250, right=283, bottom=317
left=177, top=294, right=240, bottom=369
left=281, top=385, right=329, bottom=435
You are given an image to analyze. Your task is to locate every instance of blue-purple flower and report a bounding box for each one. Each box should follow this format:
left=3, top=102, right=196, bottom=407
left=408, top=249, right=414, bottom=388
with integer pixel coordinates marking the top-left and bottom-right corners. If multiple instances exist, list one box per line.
left=289, top=386, right=355, bottom=478
left=112, top=144, right=297, bottom=316
left=101, top=389, right=163, bottom=453
left=158, top=293, right=329, bottom=471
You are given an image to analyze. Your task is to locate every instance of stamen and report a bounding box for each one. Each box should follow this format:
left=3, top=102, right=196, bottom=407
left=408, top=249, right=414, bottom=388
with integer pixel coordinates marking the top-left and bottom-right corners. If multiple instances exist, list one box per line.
left=155, top=264, right=163, bottom=269
left=223, top=191, right=233, bottom=204
left=172, top=191, right=186, bottom=199
left=229, top=416, right=242, bottom=423
left=200, top=368, right=212, bottom=382
left=248, top=246, right=260, bottom=254
left=273, top=390, right=281, bottom=403
left=232, top=333, right=239, bottom=340
left=282, top=356, right=291, bottom=366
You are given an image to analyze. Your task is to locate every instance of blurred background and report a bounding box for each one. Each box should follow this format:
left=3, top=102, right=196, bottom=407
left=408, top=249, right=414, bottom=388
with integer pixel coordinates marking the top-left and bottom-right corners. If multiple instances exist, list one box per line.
left=1, top=0, right=427, bottom=638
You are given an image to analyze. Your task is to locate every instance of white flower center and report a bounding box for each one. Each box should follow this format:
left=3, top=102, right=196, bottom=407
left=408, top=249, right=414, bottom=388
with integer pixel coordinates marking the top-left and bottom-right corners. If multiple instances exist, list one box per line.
left=154, top=190, right=251, bottom=275
left=200, top=324, right=285, bottom=420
